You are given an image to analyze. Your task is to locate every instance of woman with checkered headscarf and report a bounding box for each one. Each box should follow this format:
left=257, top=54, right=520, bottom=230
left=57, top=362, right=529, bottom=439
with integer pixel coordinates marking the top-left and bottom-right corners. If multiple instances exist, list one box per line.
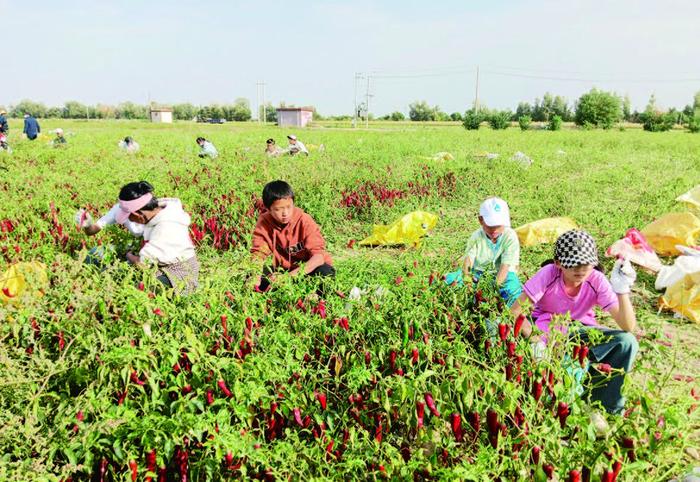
left=511, top=230, right=639, bottom=415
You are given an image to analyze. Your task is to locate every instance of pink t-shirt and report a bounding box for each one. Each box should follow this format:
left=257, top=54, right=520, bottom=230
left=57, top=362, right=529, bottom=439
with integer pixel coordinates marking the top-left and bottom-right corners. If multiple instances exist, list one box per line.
left=523, top=264, right=619, bottom=333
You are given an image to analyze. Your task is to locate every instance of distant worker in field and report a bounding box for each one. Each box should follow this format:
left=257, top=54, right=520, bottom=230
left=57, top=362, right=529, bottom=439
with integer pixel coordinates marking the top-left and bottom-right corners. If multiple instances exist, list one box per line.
left=250, top=180, right=334, bottom=292
left=22, top=113, right=40, bottom=140
left=51, top=128, right=67, bottom=147
left=75, top=181, right=200, bottom=294
left=118, top=136, right=140, bottom=153
left=286, top=134, right=308, bottom=156
left=0, top=109, right=9, bottom=152
left=265, top=138, right=284, bottom=157
left=196, top=137, right=218, bottom=159
left=450, top=196, right=522, bottom=306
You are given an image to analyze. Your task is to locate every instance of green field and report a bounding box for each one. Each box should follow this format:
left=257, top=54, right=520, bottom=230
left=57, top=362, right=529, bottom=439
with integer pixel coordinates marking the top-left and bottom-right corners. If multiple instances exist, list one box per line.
left=1, top=120, right=699, bottom=481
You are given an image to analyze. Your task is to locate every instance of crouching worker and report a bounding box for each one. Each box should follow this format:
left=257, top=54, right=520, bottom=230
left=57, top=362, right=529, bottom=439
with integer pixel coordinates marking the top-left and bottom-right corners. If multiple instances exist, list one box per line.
left=511, top=230, right=638, bottom=414
left=75, top=181, right=199, bottom=295
left=450, top=197, right=522, bottom=306
left=250, top=180, right=334, bottom=292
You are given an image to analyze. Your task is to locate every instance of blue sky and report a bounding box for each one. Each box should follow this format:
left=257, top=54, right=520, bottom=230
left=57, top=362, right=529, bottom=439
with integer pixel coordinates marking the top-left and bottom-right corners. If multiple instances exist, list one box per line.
left=3, top=0, right=699, bottom=115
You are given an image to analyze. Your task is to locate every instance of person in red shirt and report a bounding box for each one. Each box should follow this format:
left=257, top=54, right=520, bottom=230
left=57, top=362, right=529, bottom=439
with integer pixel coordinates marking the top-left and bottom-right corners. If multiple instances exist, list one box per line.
left=251, top=180, right=334, bottom=291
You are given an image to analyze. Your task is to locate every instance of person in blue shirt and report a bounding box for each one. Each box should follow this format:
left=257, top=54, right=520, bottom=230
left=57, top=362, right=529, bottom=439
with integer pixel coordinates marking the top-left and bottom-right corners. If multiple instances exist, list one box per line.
left=0, top=109, right=9, bottom=151
left=23, top=113, right=41, bottom=140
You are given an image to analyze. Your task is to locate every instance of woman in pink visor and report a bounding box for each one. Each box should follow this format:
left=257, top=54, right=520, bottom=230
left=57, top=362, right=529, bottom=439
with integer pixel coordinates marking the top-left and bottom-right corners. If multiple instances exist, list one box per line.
left=75, top=181, right=199, bottom=295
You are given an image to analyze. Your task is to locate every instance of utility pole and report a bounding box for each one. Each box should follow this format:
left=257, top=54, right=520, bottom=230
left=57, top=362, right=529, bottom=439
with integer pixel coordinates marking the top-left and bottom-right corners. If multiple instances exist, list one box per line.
left=474, top=65, right=480, bottom=112
left=365, top=74, right=371, bottom=128
left=353, top=72, right=361, bottom=128
left=256, top=81, right=267, bottom=123
left=256, top=81, right=261, bottom=123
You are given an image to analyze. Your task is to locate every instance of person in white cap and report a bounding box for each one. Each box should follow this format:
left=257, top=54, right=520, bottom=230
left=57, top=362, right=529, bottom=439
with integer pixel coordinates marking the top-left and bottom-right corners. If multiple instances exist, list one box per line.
left=286, top=134, right=308, bottom=156
left=459, top=196, right=522, bottom=306
left=51, top=128, right=67, bottom=147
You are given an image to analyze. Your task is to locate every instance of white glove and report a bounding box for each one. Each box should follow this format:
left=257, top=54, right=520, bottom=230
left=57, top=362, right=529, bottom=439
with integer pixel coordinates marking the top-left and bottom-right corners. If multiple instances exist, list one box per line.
left=610, top=258, right=636, bottom=294
left=74, top=209, right=93, bottom=229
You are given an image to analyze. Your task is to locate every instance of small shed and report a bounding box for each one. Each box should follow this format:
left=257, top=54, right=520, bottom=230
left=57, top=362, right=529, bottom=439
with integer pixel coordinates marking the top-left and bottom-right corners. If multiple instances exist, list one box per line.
left=276, top=107, right=313, bottom=127
left=150, top=107, right=173, bottom=123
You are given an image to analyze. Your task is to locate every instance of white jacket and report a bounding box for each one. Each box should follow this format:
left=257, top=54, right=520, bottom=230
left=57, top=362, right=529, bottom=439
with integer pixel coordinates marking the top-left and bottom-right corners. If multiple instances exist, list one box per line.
left=138, top=198, right=197, bottom=265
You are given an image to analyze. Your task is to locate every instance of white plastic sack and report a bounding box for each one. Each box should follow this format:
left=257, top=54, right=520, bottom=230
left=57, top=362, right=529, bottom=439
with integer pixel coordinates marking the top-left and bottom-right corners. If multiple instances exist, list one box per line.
left=655, top=255, right=700, bottom=291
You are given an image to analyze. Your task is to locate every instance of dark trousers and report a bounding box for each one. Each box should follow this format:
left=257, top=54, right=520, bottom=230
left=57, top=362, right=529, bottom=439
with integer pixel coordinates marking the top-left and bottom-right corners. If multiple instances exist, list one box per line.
left=258, top=263, right=335, bottom=292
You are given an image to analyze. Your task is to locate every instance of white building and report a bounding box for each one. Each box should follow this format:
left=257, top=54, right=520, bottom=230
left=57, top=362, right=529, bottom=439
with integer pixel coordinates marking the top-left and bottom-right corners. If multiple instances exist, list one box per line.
left=150, top=107, right=173, bottom=123
left=276, top=107, right=313, bottom=127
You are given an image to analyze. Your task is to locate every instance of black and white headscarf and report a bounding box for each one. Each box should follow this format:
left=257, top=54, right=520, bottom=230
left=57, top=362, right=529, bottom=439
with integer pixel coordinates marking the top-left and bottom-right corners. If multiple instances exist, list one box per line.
left=554, top=230, right=599, bottom=268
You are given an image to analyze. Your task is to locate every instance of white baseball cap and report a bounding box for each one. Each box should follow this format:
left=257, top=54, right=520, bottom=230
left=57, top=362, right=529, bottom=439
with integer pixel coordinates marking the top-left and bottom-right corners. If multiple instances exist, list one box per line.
left=287, top=134, right=297, bottom=140
left=479, top=197, right=511, bottom=227
left=55, top=128, right=64, bottom=135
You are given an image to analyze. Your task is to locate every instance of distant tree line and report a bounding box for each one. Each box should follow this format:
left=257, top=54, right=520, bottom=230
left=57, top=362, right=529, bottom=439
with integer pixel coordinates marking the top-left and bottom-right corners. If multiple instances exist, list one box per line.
left=377, top=89, right=700, bottom=133
left=0, top=99, right=254, bottom=122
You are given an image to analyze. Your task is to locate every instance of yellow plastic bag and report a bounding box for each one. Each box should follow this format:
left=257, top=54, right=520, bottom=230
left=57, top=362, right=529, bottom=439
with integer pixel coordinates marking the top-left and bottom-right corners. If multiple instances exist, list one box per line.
left=514, top=217, right=578, bottom=247
left=359, top=211, right=438, bottom=248
left=640, top=212, right=700, bottom=257
left=676, top=185, right=700, bottom=213
left=0, top=261, right=48, bottom=304
left=659, top=271, right=700, bottom=323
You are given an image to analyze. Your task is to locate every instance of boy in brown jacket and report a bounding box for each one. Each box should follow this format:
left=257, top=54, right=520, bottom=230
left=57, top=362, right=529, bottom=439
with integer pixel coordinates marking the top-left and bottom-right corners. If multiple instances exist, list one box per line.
left=251, top=180, right=335, bottom=291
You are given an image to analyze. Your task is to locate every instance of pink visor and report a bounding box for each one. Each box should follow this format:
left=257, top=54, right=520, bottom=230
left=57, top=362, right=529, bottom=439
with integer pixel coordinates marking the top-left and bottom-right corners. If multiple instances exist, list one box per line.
left=115, top=193, right=153, bottom=224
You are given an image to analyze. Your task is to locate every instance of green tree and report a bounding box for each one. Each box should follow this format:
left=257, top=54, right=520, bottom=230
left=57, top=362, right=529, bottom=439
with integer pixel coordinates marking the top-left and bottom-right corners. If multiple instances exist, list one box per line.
left=462, top=109, right=484, bottom=130
left=229, top=98, right=252, bottom=122
left=488, top=110, right=512, bottom=130
left=518, top=115, right=532, bottom=131
left=548, top=115, right=562, bottom=131
left=552, top=96, right=570, bottom=121
left=173, top=103, right=197, bottom=121
left=116, top=102, right=148, bottom=120
left=622, top=95, right=632, bottom=122
left=10, top=99, right=47, bottom=118
left=515, top=102, right=533, bottom=121
left=63, top=101, right=88, bottom=119
left=574, top=88, right=622, bottom=129
left=449, top=112, right=462, bottom=122
left=409, top=101, right=435, bottom=121
left=640, top=94, right=675, bottom=132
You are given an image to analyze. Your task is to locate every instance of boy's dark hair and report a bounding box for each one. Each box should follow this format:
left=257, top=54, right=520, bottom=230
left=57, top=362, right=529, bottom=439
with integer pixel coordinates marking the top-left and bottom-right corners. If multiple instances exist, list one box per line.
left=119, top=181, right=159, bottom=210
left=266, top=138, right=275, bottom=144
left=124, top=136, right=133, bottom=143
left=196, top=137, right=205, bottom=144
left=262, top=180, right=294, bottom=208
left=542, top=259, right=604, bottom=273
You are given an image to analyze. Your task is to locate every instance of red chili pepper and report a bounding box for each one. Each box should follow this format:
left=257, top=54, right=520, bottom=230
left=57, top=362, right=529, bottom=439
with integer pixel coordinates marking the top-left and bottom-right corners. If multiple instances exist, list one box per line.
left=145, top=449, right=157, bottom=482
left=389, top=350, right=397, bottom=371
left=498, top=323, right=510, bottom=341
left=293, top=407, right=304, bottom=426
left=532, top=379, right=543, bottom=402
left=2, top=287, right=14, bottom=298
left=612, top=460, right=622, bottom=479
left=220, top=314, right=228, bottom=337
left=428, top=273, right=435, bottom=285
left=347, top=239, right=356, bottom=248
left=579, top=344, right=589, bottom=366
left=572, top=345, right=580, bottom=361
left=557, top=401, right=570, bottom=428
left=206, top=389, right=214, bottom=405
left=505, top=363, right=514, bottom=381
left=506, top=341, right=516, bottom=357
left=601, top=470, right=614, bottom=482
left=568, top=470, right=581, bottom=482
left=365, top=351, right=371, bottom=365
left=217, top=379, right=233, bottom=398
left=597, top=363, right=613, bottom=374
left=514, top=314, right=525, bottom=337
left=129, top=460, right=138, bottom=482
left=486, top=409, right=499, bottom=435
left=543, top=463, right=554, bottom=479
left=424, top=392, right=440, bottom=417
left=153, top=308, right=164, bottom=317
left=57, top=331, right=65, bottom=351
left=513, top=406, right=525, bottom=428
left=395, top=276, right=403, bottom=285
left=467, top=411, right=480, bottom=434
left=98, top=458, right=108, bottom=482
left=416, top=401, right=425, bottom=429
left=531, top=445, right=540, bottom=465
left=315, top=392, right=327, bottom=410
left=117, top=388, right=128, bottom=405
left=130, top=370, right=146, bottom=386
left=411, top=347, right=419, bottom=365
left=450, top=413, right=463, bottom=441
